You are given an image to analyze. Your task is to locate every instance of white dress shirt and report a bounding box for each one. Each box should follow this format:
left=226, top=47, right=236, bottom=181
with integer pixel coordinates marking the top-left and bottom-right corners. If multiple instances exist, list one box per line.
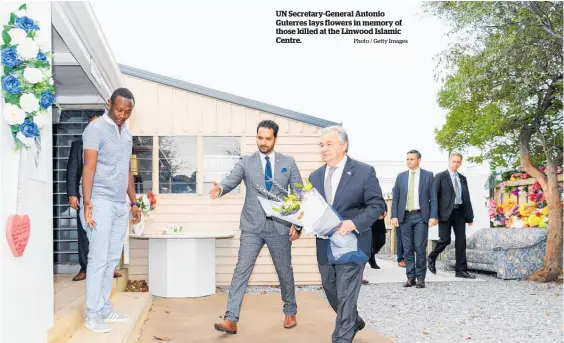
left=324, top=155, right=348, bottom=204
left=406, top=168, right=421, bottom=211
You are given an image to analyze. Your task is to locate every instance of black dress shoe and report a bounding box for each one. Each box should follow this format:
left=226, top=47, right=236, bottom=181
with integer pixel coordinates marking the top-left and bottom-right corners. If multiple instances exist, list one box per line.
left=403, top=278, right=416, bottom=287
left=369, top=258, right=380, bottom=269
left=428, top=257, right=436, bottom=274
left=416, top=280, right=425, bottom=288
left=455, top=271, right=476, bottom=279
left=352, top=318, right=365, bottom=339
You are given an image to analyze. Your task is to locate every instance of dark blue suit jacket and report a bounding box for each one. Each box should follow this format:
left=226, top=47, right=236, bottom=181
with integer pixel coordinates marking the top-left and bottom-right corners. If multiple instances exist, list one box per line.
left=391, top=168, right=438, bottom=224
left=309, top=156, right=386, bottom=265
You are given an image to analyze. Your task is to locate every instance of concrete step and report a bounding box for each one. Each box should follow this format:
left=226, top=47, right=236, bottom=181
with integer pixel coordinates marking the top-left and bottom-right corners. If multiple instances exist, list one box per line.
left=48, top=269, right=129, bottom=343
left=64, top=292, right=152, bottom=343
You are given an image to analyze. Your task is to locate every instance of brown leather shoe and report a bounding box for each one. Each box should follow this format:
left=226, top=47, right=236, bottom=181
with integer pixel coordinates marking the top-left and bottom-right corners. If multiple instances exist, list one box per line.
left=113, top=271, right=122, bottom=278
left=72, top=272, right=86, bottom=281
left=398, top=260, right=407, bottom=268
left=214, top=320, right=237, bottom=334
left=284, top=314, right=297, bottom=329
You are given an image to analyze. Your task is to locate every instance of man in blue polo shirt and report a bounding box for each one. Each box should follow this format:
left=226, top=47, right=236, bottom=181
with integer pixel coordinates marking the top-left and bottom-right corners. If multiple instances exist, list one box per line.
left=80, top=88, right=141, bottom=333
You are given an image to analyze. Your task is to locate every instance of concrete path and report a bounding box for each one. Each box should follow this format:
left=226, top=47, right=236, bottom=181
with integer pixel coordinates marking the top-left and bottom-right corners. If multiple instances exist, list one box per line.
left=363, top=259, right=484, bottom=283
left=138, top=293, right=393, bottom=342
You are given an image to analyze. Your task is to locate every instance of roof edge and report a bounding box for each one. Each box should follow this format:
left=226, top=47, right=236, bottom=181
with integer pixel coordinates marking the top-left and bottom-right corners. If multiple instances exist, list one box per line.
left=119, top=64, right=340, bottom=128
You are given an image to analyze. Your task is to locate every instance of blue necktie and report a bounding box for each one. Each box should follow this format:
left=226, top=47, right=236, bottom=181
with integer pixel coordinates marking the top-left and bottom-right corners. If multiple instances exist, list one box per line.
left=265, top=156, right=273, bottom=191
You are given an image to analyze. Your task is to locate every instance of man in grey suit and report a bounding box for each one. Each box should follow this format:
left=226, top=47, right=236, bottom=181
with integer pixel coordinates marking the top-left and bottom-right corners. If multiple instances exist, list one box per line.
left=391, top=150, right=438, bottom=288
left=210, top=120, right=303, bottom=334
left=309, top=125, right=385, bottom=343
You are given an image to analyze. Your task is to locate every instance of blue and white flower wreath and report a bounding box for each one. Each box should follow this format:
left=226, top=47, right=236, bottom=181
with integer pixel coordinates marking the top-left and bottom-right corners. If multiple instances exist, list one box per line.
left=1, top=3, right=57, bottom=151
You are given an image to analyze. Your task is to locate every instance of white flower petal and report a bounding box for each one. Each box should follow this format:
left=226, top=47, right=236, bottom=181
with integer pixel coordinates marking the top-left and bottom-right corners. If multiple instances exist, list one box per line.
left=8, top=28, right=27, bottom=46
left=16, top=37, right=39, bottom=60
left=3, top=104, right=27, bottom=125
left=23, top=67, right=43, bottom=84
left=19, top=93, right=40, bottom=113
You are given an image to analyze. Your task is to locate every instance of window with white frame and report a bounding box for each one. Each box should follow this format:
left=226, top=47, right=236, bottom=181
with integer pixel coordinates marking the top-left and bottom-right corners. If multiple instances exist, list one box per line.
left=158, top=136, right=197, bottom=194
left=203, top=137, right=241, bottom=194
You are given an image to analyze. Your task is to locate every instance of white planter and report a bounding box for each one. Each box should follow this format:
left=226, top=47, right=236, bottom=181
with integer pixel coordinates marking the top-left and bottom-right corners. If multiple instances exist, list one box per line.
left=132, top=213, right=145, bottom=235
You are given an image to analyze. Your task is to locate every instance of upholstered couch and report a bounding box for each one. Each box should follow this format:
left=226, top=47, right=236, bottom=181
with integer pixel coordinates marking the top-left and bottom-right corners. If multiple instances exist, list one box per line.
left=444, top=227, right=548, bottom=279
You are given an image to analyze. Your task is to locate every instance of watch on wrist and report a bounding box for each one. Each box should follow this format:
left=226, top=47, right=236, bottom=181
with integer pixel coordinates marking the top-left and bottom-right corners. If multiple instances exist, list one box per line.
left=130, top=201, right=140, bottom=208
left=295, top=225, right=303, bottom=232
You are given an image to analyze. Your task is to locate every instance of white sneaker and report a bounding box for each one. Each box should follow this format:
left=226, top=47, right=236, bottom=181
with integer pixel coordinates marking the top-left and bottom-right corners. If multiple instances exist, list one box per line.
left=85, top=315, right=110, bottom=333
left=102, top=309, right=129, bottom=323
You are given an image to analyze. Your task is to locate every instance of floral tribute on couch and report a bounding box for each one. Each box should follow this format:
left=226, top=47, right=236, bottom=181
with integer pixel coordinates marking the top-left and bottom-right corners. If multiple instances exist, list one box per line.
left=494, top=164, right=563, bottom=196
left=488, top=179, right=563, bottom=229
left=1, top=4, right=56, bottom=151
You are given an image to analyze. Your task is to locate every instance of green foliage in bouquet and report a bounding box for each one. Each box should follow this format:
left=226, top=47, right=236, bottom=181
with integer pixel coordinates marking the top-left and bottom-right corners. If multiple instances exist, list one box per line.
left=272, top=179, right=313, bottom=216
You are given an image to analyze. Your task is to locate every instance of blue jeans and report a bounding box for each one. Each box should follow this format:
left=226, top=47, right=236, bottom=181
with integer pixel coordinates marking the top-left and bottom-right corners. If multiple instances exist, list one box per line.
left=396, top=226, right=404, bottom=262
left=79, top=198, right=129, bottom=318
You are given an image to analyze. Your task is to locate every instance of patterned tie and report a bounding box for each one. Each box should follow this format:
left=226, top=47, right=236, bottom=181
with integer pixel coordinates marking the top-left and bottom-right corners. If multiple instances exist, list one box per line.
left=324, top=166, right=337, bottom=205
left=265, top=156, right=273, bottom=191
left=407, top=171, right=415, bottom=211
left=454, top=173, right=461, bottom=204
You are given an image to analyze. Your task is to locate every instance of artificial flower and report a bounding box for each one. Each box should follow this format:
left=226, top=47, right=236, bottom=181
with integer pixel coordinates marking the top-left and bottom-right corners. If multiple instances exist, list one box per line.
left=19, top=92, right=39, bottom=113
left=3, top=103, right=26, bottom=125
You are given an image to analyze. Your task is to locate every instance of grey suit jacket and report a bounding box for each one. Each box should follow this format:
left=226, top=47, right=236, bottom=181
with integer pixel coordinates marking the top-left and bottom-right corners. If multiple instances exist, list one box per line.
left=391, top=168, right=438, bottom=224
left=219, top=151, right=303, bottom=235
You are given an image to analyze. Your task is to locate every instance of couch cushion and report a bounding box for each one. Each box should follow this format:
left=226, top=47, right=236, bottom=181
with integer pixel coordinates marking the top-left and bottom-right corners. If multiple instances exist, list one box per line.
left=448, top=248, right=497, bottom=265
left=468, top=228, right=499, bottom=249
left=493, top=228, right=548, bottom=250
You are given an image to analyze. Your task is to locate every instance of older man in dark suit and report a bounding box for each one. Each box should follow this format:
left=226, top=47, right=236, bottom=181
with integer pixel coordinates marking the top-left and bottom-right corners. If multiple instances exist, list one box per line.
left=391, top=150, right=438, bottom=288
left=309, top=125, right=386, bottom=343
left=428, top=152, right=476, bottom=279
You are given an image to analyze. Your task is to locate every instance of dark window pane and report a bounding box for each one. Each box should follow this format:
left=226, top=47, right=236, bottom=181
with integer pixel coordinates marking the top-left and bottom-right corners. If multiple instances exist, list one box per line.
left=132, top=136, right=153, bottom=193
left=52, top=109, right=103, bottom=268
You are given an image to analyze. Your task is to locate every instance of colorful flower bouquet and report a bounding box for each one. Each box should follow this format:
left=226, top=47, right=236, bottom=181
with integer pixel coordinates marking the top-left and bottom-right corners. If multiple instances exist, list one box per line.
left=137, top=191, right=157, bottom=219
left=257, top=179, right=341, bottom=237
left=257, top=179, right=367, bottom=265
left=488, top=180, right=550, bottom=229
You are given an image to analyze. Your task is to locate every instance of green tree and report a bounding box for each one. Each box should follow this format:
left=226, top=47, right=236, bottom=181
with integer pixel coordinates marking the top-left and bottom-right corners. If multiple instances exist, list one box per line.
left=424, top=1, right=563, bottom=282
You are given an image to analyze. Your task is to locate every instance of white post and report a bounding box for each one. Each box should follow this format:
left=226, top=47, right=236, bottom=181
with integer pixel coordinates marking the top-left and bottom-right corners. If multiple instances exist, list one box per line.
left=0, top=3, right=54, bottom=343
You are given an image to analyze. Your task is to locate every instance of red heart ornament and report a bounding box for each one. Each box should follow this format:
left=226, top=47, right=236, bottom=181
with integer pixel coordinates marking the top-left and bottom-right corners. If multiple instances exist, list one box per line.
left=6, top=214, right=31, bottom=257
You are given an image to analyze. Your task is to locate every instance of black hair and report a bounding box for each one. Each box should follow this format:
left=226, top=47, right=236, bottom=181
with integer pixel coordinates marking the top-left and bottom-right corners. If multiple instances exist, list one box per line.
left=110, top=87, right=135, bottom=105
left=407, top=149, right=421, bottom=159
left=86, top=110, right=103, bottom=119
left=257, top=120, right=279, bottom=138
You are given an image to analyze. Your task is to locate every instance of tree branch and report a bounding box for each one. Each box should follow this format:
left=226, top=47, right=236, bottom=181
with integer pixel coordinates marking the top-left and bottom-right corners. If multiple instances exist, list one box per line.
left=526, top=2, right=563, bottom=42
left=520, top=125, right=548, bottom=190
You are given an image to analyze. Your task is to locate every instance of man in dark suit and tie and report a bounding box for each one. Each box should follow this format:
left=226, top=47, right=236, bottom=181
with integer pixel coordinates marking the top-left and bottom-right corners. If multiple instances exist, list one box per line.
left=309, top=125, right=386, bottom=342
left=428, top=152, right=476, bottom=279
left=66, top=112, right=102, bottom=281
left=210, top=120, right=303, bottom=334
left=391, top=150, right=438, bottom=288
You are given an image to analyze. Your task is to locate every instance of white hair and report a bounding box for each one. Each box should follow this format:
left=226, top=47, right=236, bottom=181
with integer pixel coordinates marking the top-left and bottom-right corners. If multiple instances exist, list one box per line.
left=321, top=125, right=349, bottom=152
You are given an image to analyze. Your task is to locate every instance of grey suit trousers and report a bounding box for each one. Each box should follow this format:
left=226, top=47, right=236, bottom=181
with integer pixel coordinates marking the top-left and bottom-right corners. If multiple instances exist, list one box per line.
left=224, top=219, right=297, bottom=322
left=319, top=263, right=365, bottom=343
